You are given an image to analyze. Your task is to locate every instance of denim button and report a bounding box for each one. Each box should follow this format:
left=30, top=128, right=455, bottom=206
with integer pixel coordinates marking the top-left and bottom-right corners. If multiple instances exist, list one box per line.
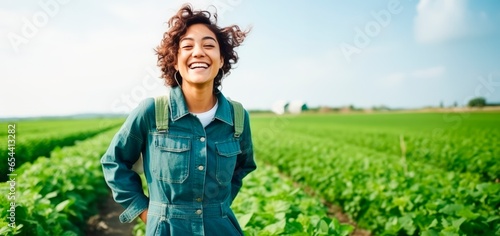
left=200, top=137, right=206, bottom=142
left=196, top=197, right=202, bottom=202
left=195, top=209, right=202, bottom=215
left=198, top=165, right=204, bottom=171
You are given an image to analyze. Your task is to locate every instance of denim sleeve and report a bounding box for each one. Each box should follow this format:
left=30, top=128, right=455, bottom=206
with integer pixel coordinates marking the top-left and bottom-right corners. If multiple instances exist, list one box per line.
left=101, top=98, right=153, bottom=223
left=231, top=110, right=257, bottom=202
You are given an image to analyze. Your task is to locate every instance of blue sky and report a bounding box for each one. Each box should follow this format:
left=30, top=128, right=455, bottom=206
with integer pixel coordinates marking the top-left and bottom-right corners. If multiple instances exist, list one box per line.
left=1, top=0, right=500, bottom=118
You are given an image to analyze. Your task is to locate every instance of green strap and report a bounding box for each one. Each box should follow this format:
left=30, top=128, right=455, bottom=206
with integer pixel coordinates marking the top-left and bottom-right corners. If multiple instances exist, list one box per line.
left=229, top=99, right=245, bottom=138
left=155, top=95, right=244, bottom=137
left=155, top=95, right=169, bottom=132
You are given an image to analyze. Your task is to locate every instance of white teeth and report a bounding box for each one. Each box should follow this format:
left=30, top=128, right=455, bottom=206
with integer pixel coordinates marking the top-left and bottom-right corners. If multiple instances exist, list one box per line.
left=189, top=63, right=209, bottom=69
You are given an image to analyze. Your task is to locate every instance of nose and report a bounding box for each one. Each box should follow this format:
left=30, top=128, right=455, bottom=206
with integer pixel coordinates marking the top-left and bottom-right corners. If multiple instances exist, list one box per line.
left=192, top=44, right=205, bottom=58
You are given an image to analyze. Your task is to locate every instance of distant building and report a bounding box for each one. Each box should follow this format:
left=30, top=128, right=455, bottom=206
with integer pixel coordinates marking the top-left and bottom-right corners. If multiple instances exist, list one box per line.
left=271, top=100, right=288, bottom=115
left=272, top=100, right=308, bottom=114
left=288, top=100, right=308, bottom=114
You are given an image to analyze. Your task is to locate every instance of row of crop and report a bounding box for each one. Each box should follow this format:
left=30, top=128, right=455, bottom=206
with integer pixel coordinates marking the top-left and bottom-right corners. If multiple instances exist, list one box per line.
left=0, top=118, right=123, bottom=136
left=0, top=118, right=124, bottom=182
left=252, top=128, right=500, bottom=235
left=232, top=163, right=353, bottom=236
left=300, top=125, right=498, bottom=181
left=294, top=127, right=499, bottom=182
left=256, top=113, right=500, bottom=182
left=0, top=128, right=117, bottom=235
left=132, top=162, right=354, bottom=236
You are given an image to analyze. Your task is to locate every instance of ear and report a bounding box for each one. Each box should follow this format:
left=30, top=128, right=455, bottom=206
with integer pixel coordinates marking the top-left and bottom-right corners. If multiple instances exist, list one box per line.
left=174, top=64, right=178, bottom=71
left=220, top=57, right=224, bottom=68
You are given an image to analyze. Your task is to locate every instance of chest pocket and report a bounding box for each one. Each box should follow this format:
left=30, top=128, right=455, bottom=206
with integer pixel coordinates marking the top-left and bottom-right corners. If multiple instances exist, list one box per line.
left=152, top=135, right=191, bottom=183
left=215, top=140, right=241, bottom=186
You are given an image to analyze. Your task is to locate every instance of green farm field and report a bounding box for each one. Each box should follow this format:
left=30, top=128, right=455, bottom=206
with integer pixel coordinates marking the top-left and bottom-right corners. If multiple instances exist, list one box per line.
left=250, top=111, right=500, bottom=235
left=1, top=111, right=499, bottom=235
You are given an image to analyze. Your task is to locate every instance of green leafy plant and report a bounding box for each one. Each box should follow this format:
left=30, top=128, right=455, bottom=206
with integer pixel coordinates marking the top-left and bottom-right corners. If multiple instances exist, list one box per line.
left=0, top=128, right=118, bottom=235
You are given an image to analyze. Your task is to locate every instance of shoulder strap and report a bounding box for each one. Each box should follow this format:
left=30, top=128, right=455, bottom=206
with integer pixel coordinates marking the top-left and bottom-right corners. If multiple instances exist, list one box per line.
left=156, top=95, right=244, bottom=137
left=228, top=99, right=245, bottom=138
left=155, top=95, right=169, bottom=132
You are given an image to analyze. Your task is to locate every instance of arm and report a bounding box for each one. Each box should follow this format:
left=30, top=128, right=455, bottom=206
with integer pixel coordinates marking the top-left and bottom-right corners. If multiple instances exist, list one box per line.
left=101, top=99, right=153, bottom=223
left=231, top=110, right=257, bottom=202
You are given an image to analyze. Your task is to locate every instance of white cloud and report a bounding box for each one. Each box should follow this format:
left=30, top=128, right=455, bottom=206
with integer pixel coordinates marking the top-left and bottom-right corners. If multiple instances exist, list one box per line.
left=381, top=66, right=446, bottom=87
left=414, top=0, right=473, bottom=43
left=381, top=73, right=406, bottom=87
left=0, top=8, right=34, bottom=51
left=106, top=3, right=169, bottom=23
left=0, top=25, right=167, bottom=118
left=411, top=66, right=446, bottom=79
left=222, top=47, right=355, bottom=110
left=0, top=9, right=23, bottom=29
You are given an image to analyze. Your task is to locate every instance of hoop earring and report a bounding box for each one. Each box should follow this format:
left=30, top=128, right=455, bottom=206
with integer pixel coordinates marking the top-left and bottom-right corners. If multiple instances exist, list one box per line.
left=174, top=71, right=182, bottom=87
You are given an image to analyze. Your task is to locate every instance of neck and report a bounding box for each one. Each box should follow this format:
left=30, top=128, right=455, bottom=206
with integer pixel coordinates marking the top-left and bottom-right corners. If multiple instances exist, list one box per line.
left=181, top=84, right=216, bottom=113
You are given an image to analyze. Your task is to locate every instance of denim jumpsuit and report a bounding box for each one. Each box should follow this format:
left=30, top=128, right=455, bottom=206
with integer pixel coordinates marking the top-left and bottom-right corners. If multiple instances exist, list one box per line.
left=101, top=87, right=256, bottom=236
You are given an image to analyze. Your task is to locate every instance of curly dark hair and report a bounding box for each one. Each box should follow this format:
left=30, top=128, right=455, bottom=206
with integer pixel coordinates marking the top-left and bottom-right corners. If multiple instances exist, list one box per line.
left=155, top=4, right=249, bottom=89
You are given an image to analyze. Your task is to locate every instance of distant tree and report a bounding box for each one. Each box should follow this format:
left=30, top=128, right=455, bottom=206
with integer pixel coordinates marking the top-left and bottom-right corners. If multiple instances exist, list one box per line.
left=301, top=103, right=308, bottom=111
left=439, top=101, right=444, bottom=108
left=453, top=101, right=458, bottom=107
left=468, top=97, right=486, bottom=107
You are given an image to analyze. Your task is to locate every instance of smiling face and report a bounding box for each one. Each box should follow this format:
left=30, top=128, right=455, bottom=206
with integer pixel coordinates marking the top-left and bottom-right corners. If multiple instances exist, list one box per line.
left=175, top=23, right=223, bottom=88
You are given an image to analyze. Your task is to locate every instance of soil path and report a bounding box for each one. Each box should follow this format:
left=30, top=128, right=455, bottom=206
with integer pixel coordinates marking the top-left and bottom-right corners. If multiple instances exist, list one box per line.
left=86, top=192, right=134, bottom=236
left=273, top=164, right=371, bottom=236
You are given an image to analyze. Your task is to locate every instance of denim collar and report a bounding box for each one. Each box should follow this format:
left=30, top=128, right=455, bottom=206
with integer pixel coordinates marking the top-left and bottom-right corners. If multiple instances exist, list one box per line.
left=168, top=86, right=233, bottom=126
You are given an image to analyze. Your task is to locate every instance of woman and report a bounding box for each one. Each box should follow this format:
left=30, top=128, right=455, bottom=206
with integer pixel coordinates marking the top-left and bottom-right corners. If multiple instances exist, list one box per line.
left=101, top=4, right=256, bottom=235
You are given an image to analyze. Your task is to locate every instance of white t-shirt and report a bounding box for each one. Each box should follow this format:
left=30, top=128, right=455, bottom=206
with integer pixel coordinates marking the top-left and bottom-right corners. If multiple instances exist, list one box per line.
left=192, top=100, right=218, bottom=128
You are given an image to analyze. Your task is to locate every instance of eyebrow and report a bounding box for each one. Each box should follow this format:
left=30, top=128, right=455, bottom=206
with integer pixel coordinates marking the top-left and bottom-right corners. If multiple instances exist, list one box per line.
left=180, top=36, right=217, bottom=43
